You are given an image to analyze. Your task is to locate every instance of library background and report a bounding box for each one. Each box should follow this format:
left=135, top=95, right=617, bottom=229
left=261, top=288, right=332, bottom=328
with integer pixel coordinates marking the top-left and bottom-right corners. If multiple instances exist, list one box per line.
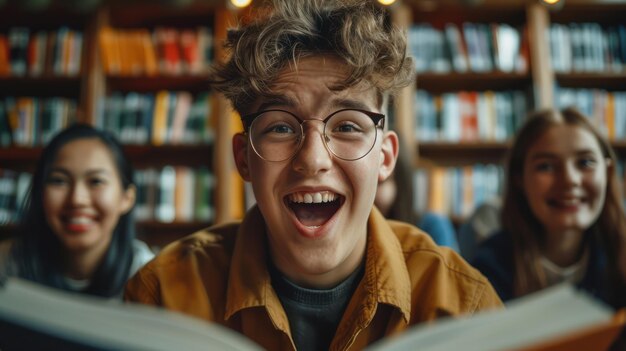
left=0, top=0, right=625, bottom=250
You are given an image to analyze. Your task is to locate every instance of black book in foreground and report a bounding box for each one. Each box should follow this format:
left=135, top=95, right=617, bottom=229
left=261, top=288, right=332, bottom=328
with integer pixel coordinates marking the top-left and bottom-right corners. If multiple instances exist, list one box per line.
left=0, top=277, right=261, bottom=351
left=368, top=283, right=625, bottom=351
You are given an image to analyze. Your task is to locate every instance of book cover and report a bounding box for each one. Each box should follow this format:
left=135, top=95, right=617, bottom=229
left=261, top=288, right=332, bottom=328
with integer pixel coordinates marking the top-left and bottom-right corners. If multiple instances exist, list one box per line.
left=156, top=166, right=176, bottom=223
left=139, top=29, right=158, bottom=76
left=0, top=34, right=9, bottom=76
left=459, top=91, right=478, bottom=141
left=98, top=27, right=120, bottom=75
left=0, top=100, right=12, bottom=147
left=194, top=167, right=214, bottom=222
left=170, top=91, right=192, bottom=144
left=174, top=166, right=195, bottom=222
left=152, top=90, right=170, bottom=146
left=444, top=23, right=468, bottom=73
left=8, top=27, right=29, bottom=76
left=494, top=23, right=520, bottom=73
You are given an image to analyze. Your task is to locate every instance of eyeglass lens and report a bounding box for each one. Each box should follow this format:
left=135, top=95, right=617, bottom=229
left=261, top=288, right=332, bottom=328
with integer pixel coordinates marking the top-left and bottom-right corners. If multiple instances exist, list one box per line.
left=249, top=110, right=379, bottom=162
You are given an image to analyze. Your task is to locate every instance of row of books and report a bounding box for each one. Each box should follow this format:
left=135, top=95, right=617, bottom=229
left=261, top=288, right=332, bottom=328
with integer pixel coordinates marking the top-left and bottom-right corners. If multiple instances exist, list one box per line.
left=407, top=22, right=528, bottom=74
left=0, top=165, right=215, bottom=226
left=549, top=23, right=626, bottom=73
left=415, top=90, right=528, bottom=142
left=556, top=89, right=626, bottom=141
left=134, top=166, right=215, bottom=224
left=98, top=26, right=213, bottom=76
left=96, top=91, right=214, bottom=146
left=414, top=164, right=503, bottom=218
left=0, top=169, right=31, bottom=225
left=0, top=97, right=77, bottom=147
left=0, top=27, right=83, bottom=77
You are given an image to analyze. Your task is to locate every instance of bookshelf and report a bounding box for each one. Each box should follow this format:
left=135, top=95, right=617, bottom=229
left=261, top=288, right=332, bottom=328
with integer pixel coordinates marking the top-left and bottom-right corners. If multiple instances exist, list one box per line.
left=393, top=0, right=533, bottom=220
left=393, top=0, right=626, bottom=223
left=0, top=2, right=90, bottom=239
left=3, top=0, right=624, bottom=241
left=0, top=1, right=245, bottom=248
left=547, top=1, right=626, bottom=156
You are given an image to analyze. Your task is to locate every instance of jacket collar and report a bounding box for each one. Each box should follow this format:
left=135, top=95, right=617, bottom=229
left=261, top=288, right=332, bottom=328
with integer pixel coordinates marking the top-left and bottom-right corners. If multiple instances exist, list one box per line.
left=363, top=208, right=411, bottom=322
left=224, top=206, right=411, bottom=324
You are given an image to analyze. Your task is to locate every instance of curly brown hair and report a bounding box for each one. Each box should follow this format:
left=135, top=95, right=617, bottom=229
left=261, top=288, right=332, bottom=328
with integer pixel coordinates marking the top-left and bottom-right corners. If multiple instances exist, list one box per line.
left=209, top=0, right=414, bottom=114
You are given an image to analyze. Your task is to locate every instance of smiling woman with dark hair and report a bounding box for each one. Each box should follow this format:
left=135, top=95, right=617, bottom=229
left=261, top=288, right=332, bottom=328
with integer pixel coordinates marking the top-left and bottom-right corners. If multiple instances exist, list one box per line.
left=1, top=124, right=153, bottom=298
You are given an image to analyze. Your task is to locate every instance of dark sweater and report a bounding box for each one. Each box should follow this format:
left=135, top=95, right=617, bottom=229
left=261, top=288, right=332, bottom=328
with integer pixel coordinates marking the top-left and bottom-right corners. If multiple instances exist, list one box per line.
left=270, top=264, right=364, bottom=351
left=471, top=230, right=610, bottom=305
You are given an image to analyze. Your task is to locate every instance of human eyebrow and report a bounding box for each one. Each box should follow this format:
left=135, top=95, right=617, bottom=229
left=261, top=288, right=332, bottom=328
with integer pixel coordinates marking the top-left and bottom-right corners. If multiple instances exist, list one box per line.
left=48, top=168, right=70, bottom=176
left=46, top=169, right=71, bottom=184
left=256, top=96, right=296, bottom=111
left=528, top=152, right=558, bottom=162
left=576, top=149, right=600, bottom=157
left=86, top=169, right=112, bottom=177
left=331, top=98, right=374, bottom=111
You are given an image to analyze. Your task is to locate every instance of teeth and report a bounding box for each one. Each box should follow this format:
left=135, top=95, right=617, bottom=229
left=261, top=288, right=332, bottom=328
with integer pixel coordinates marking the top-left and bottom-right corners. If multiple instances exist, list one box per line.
left=67, top=217, right=93, bottom=224
left=289, top=191, right=337, bottom=204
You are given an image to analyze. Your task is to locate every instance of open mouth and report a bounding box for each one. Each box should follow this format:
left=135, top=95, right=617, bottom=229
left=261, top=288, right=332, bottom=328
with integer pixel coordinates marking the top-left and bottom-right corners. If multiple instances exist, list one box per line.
left=285, top=191, right=343, bottom=227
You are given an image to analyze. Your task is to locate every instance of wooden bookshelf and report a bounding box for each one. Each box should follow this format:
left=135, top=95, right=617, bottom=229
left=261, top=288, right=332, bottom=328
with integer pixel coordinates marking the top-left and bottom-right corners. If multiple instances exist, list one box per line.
left=105, top=76, right=211, bottom=93
left=418, top=142, right=510, bottom=167
left=3, top=0, right=625, bottom=240
left=416, top=72, right=531, bottom=93
left=394, top=0, right=626, bottom=223
left=0, top=1, right=245, bottom=248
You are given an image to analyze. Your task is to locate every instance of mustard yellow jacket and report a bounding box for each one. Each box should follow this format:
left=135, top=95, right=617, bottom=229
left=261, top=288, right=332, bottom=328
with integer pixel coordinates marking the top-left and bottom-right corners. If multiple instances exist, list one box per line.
left=125, top=207, right=502, bottom=350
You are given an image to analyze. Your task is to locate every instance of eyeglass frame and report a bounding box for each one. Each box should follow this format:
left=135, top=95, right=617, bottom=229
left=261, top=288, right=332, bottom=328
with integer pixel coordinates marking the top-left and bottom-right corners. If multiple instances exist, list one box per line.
left=240, top=108, right=386, bottom=162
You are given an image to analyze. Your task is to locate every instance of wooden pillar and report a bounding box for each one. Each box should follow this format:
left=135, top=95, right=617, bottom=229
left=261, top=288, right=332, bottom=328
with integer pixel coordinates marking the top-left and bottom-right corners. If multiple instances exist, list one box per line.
left=527, top=3, right=555, bottom=110
left=390, top=3, right=418, bottom=165
left=213, top=7, right=245, bottom=224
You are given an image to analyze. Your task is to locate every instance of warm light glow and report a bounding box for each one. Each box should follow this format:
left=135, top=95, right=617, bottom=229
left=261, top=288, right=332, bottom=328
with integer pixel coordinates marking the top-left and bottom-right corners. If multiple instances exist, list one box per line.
left=230, top=0, right=251, bottom=8
left=377, top=0, right=396, bottom=5
left=542, top=0, right=561, bottom=4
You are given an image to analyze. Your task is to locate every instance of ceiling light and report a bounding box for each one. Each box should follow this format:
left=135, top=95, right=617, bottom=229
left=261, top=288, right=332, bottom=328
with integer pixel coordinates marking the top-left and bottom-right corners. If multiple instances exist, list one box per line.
left=230, top=0, right=252, bottom=8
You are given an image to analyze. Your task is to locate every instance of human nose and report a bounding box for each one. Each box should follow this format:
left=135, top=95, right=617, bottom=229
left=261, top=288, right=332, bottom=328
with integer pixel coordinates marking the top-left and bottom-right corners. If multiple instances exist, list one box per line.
left=69, top=181, right=90, bottom=206
left=561, top=162, right=582, bottom=186
left=292, top=122, right=333, bottom=175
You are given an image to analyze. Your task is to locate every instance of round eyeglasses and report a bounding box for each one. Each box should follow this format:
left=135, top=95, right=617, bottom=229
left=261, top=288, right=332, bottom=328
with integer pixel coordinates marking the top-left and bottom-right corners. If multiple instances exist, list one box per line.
left=241, top=108, right=385, bottom=162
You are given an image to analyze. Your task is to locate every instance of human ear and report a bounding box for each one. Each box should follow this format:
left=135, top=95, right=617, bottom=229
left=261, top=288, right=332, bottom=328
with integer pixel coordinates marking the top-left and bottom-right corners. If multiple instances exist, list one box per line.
left=378, top=131, right=399, bottom=182
left=233, top=133, right=251, bottom=181
left=120, top=184, right=136, bottom=215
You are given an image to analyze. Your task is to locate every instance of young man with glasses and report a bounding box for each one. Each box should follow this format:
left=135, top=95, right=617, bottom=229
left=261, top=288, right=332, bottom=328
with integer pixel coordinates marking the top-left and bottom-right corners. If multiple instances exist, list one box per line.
left=125, top=1, right=502, bottom=350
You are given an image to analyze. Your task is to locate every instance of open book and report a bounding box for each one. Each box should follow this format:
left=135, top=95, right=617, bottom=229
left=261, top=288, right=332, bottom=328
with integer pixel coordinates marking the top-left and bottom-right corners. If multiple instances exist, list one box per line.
left=1, top=277, right=623, bottom=351
left=0, top=277, right=261, bottom=351
left=368, top=283, right=625, bottom=351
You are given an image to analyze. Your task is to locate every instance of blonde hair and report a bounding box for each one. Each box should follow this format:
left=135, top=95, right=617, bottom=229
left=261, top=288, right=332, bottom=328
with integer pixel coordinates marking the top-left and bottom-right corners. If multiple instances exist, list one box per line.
left=209, top=0, right=414, bottom=114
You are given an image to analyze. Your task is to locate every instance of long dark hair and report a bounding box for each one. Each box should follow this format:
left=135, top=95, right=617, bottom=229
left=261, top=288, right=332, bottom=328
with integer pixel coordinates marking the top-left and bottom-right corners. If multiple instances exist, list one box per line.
left=11, top=124, right=136, bottom=297
left=502, top=108, right=626, bottom=307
